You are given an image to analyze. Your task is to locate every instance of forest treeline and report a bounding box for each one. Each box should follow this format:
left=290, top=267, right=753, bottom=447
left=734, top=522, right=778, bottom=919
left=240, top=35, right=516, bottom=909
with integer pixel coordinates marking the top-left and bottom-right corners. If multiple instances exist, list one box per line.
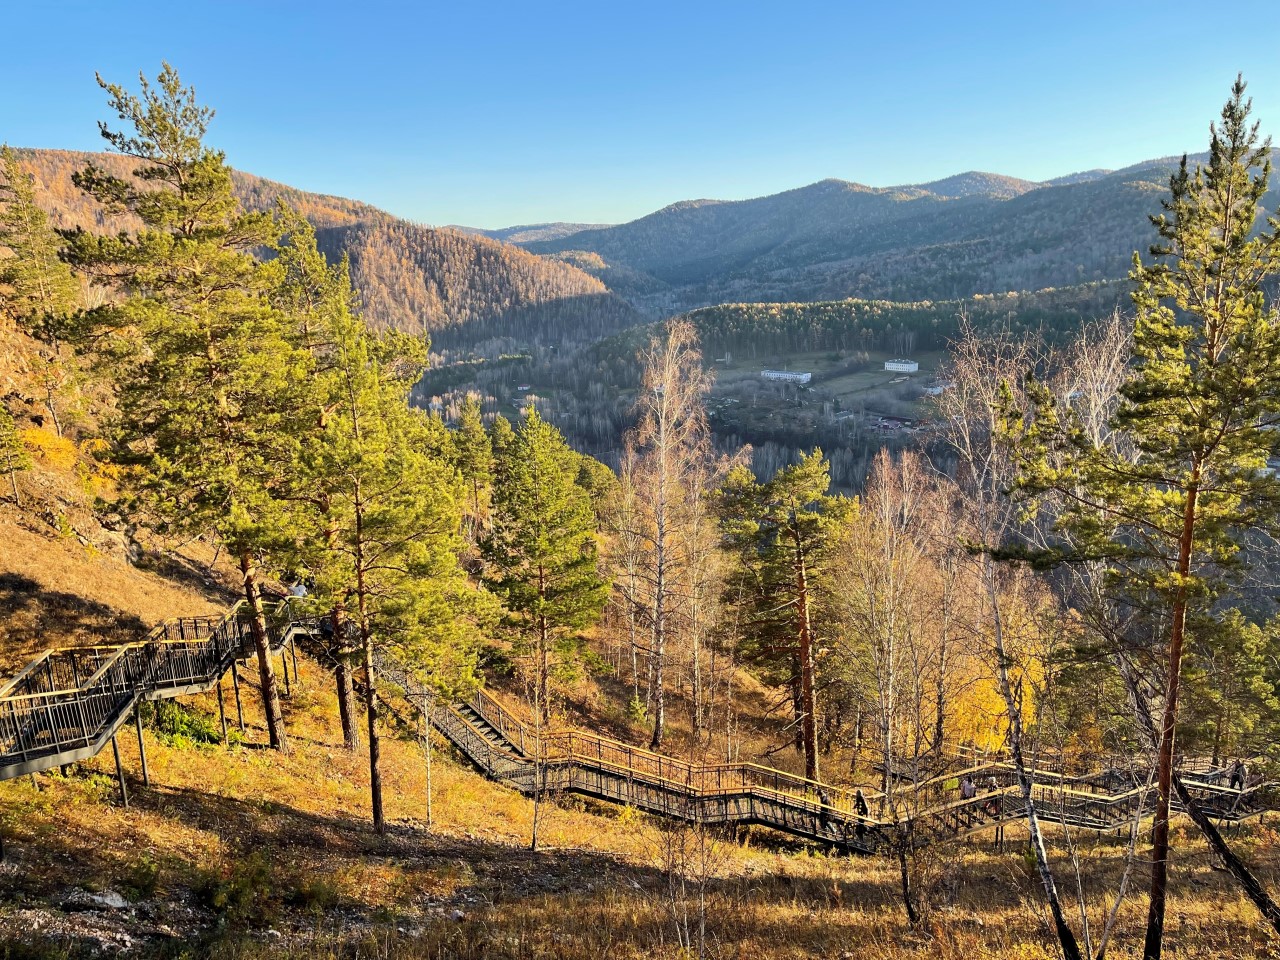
left=6, top=66, right=1280, bottom=960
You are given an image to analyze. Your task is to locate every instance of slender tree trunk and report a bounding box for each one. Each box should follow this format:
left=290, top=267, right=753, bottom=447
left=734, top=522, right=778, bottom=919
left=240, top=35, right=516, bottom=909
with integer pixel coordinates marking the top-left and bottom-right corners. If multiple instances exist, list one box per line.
left=985, top=557, right=1081, bottom=960
left=537, top=613, right=550, bottom=727
left=650, top=459, right=669, bottom=751
left=351, top=476, right=384, bottom=834
left=324, top=509, right=359, bottom=749
left=895, top=835, right=919, bottom=925
left=360, top=622, right=383, bottom=833
left=333, top=601, right=360, bottom=750
left=239, top=550, right=288, bottom=752
left=1144, top=483, right=1198, bottom=960
left=792, top=518, right=818, bottom=781
left=1173, top=775, right=1280, bottom=936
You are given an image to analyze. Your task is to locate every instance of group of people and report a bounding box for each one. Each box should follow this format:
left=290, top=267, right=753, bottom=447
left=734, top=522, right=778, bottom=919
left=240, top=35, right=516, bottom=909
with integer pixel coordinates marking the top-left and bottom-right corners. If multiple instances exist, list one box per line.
left=960, top=774, right=1003, bottom=816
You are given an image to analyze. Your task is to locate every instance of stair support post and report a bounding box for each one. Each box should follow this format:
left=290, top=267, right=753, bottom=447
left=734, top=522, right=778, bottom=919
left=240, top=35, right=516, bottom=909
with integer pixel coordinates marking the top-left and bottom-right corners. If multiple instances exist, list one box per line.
left=231, top=663, right=246, bottom=734
left=110, top=734, right=129, bottom=808
left=217, top=679, right=228, bottom=743
left=134, top=707, right=150, bottom=788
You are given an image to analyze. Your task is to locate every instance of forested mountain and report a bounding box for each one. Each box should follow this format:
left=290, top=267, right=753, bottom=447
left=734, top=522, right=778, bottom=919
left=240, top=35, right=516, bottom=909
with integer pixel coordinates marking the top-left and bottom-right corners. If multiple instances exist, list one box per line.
left=314, top=221, right=641, bottom=349
left=525, top=155, right=1280, bottom=314
left=13, top=149, right=643, bottom=349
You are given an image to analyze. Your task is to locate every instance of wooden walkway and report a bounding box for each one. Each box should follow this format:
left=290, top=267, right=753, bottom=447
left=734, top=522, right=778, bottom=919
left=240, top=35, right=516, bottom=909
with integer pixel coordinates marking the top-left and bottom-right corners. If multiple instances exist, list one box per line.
left=1, top=602, right=1272, bottom=853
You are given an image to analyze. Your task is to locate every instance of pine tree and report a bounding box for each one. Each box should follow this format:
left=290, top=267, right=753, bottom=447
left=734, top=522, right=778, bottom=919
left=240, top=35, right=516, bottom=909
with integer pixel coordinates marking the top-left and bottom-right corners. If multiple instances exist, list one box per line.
left=483, top=408, right=607, bottom=725
left=717, top=450, right=849, bottom=780
left=0, top=145, right=81, bottom=436
left=1012, top=78, right=1280, bottom=960
left=279, top=218, right=476, bottom=831
left=0, top=406, right=31, bottom=505
left=65, top=64, right=306, bottom=751
left=450, top=393, right=492, bottom=541
left=272, top=215, right=364, bottom=749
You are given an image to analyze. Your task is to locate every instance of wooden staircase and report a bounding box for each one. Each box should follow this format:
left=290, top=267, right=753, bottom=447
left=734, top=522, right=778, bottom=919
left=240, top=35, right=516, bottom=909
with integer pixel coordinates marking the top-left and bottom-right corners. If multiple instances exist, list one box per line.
left=2, top=604, right=1273, bottom=855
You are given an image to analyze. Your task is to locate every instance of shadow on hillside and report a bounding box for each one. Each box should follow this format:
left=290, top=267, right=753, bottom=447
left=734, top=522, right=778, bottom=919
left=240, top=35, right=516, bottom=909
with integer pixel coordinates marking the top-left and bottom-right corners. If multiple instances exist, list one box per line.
left=0, top=573, right=148, bottom=669
left=136, top=550, right=238, bottom=607
left=0, top=775, right=919, bottom=921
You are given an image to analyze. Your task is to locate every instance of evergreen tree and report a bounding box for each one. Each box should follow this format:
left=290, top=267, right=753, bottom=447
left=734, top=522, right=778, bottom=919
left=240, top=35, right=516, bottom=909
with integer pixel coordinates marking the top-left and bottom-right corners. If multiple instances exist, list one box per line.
left=65, top=64, right=305, bottom=751
left=483, top=408, right=607, bottom=724
left=717, top=450, right=849, bottom=780
left=0, top=145, right=81, bottom=436
left=272, top=215, right=364, bottom=749
left=0, top=406, right=30, bottom=505
left=279, top=218, right=477, bottom=830
left=1012, top=78, right=1280, bottom=959
left=450, top=393, right=492, bottom=540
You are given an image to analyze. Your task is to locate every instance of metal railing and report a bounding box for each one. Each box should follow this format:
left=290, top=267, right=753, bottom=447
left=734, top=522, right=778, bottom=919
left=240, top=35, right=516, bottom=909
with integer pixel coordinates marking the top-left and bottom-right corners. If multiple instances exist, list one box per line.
left=3, top=604, right=1274, bottom=854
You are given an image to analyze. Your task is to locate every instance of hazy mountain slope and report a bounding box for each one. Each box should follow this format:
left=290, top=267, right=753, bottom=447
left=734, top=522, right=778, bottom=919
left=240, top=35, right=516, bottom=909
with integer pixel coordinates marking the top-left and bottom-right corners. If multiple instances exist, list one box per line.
left=15, top=149, right=644, bottom=347
left=906, top=171, right=1040, bottom=199
left=459, top=222, right=612, bottom=244
left=526, top=154, right=1278, bottom=313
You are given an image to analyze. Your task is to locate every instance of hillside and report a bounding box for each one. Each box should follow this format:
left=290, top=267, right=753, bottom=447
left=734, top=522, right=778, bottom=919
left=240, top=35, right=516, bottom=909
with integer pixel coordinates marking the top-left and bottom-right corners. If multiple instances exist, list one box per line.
left=459, top=221, right=613, bottom=244
left=14, top=149, right=646, bottom=350
left=2, top=509, right=1279, bottom=959
left=524, top=154, right=1279, bottom=313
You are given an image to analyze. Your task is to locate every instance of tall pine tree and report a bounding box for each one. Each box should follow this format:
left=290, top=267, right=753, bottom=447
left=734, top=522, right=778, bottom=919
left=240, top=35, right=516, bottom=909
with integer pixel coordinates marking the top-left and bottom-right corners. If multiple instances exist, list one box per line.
left=717, top=450, right=849, bottom=780
left=483, top=408, right=607, bottom=725
left=1012, top=77, right=1280, bottom=959
left=65, top=64, right=306, bottom=751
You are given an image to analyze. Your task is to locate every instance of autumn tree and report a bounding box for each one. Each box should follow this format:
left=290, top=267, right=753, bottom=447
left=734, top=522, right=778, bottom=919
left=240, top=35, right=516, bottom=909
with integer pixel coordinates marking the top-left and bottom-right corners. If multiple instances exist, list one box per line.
left=0, top=145, right=81, bottom=436
left=615, top=319, right=717, bottom=749
left=0, top=406, right=30, bottom=505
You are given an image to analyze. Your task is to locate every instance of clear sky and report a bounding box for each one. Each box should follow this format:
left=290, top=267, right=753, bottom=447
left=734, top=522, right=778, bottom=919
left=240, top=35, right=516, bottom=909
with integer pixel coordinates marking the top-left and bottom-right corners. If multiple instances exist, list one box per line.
left=4, top=0, right=1280, bottom=228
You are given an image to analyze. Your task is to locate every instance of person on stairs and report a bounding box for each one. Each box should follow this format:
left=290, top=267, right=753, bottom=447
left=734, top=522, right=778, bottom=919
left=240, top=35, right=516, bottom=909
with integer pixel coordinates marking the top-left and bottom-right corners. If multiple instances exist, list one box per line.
left=1228, top=758, right=1248, bottom=792
left=960, top=774, right=977, bottom=802
left=854, top=788, right=870, bottom=840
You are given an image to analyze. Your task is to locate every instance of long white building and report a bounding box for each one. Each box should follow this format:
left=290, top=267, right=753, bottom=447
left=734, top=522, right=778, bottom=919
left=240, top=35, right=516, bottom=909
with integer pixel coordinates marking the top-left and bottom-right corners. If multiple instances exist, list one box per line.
left=884, top=359, right=919, bottom=373
left=761, top=369, right=812, bottom=384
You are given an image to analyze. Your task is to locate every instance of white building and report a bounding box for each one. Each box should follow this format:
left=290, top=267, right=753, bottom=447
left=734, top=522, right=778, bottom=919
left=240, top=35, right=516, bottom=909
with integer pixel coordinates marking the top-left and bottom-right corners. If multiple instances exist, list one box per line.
left=885, top=359, right=919, bottom=373
left=761, top=369, right=812, bottom=384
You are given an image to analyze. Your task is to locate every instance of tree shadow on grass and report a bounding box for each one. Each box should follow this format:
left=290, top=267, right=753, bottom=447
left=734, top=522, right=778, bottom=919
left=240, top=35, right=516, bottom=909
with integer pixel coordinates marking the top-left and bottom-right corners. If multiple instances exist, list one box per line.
left=0, top=573, right=148, bottom=670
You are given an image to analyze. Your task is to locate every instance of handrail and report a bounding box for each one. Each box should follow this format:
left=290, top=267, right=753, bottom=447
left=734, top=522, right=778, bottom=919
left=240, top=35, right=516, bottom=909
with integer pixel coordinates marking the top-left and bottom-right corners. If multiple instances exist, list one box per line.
left=3, top=603, right=1275, bottom=855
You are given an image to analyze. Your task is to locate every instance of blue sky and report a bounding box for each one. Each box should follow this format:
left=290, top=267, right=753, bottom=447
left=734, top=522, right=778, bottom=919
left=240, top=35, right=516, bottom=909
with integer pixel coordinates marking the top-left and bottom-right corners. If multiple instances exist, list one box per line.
left=4, top=1, right=1280, bottom=227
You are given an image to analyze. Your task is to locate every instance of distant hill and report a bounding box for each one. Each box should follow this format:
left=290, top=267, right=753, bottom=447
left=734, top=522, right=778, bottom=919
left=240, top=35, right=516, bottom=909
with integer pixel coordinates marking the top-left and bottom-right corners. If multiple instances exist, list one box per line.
left=524, top=154, right=1275, bottom=314
left=14, top=149, right=644, bottom=350
left=456, top=222, right=613, bottom=244
left=899, top=171, right=1040, bottom=200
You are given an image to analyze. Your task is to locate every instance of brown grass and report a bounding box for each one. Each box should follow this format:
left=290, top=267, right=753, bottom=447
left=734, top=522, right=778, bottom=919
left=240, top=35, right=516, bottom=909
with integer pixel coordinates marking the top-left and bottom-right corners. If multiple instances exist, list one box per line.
left=1, top=641, right=1277, bottom=959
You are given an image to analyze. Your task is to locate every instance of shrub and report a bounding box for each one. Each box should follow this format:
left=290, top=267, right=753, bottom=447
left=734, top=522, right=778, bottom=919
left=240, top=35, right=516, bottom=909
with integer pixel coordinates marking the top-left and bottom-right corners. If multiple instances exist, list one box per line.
left=197, top=853, right=278, bottom=927
left=123, top=854, right=161, bottom=900
left=143, top=701, right=222, bottom=748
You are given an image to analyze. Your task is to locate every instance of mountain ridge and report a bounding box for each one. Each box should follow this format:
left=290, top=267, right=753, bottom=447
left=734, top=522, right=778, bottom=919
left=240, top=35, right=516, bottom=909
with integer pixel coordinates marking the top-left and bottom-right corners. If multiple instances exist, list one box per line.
left=13, top=148, right=645, bottom=350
